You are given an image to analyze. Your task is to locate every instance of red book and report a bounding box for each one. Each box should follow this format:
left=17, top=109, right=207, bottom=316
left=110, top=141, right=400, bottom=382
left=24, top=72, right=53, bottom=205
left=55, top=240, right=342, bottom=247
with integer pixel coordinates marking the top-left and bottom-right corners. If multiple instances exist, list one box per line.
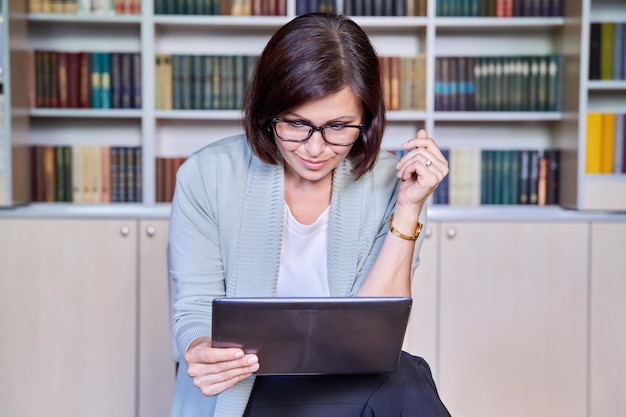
left=67, top=52, right=81, bottom=108
left=78, top=52, right=92, bottom=108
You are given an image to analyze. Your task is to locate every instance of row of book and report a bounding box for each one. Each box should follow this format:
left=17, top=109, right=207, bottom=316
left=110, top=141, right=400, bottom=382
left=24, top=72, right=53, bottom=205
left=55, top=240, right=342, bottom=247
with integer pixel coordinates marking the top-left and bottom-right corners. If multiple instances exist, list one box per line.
left=435, top=55, right=562, bottom=112
left=436, top=0, right=563, bottom=17
left=342, top=0, right=426, bottom=16
left=589, top=23, right=626, bottom=81
left=156, top=157, right=187, bottom=202
left=30, top=145, right=142, bottom=203
left=155, top=0, right=286, bottom=15
left=297, top=0, right=336, bottom=14
left=380, top=55, right=426, bottom=111
left=586, top=113, right=626, bottom=175
left=31, top=51, right=141, bottom=109
left=28, top=0, right=141, bottom=14
left=389, top=148, right=561, bottom=206
left=155, top=54, right=257, bottom=111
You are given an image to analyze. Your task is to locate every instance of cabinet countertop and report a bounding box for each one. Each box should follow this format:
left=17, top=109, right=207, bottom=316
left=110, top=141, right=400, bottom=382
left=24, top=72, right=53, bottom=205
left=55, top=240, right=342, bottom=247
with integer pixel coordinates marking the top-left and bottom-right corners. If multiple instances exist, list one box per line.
left=1, top=203, right=626, bottom=222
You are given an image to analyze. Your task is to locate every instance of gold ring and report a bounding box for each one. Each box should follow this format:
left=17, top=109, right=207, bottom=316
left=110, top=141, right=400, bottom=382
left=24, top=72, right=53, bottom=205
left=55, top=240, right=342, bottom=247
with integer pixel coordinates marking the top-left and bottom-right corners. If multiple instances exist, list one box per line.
left=424, top=159, right=432, bottom=168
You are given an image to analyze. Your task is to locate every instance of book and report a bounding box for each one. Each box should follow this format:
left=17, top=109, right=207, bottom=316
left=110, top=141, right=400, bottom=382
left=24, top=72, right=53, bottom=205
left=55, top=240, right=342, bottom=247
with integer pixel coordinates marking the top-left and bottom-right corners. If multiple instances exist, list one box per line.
left=585, top=112, right=603, bottom=174
left=537, top=152, right=548, bottom=206
left=615, top=114, right=626, bottom=174
left=545, top=149, right=561, bottom=205
left=600, top=113, right=615, bottom=173
left=528, top=150, right=539, bottom=204
left=600, top=22, right=614, bottom=80
left=519, top=150, right=530, bottom=204
left=614, top=23, right=624, bottom=81
left=90, top=52, right=102, bottom=108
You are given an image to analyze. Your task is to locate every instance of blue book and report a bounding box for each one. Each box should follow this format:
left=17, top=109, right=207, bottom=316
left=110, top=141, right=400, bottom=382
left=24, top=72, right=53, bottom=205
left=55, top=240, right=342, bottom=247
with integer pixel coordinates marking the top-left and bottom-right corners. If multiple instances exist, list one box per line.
left=613, top=23, right=624, bottom=81
left=437, top=149, right=450, bottom=205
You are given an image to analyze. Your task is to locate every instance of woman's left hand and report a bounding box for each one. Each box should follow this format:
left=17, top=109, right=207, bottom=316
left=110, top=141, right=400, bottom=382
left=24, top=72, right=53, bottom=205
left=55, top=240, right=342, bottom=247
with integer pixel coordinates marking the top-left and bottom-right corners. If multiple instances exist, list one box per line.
left=395, top=129, right=449, bottom=211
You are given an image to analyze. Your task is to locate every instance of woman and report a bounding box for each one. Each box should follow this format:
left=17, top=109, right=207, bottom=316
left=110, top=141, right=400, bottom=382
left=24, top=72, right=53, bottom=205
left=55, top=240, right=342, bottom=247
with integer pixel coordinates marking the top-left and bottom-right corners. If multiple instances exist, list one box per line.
left=168, top=12, right=449, bottom=417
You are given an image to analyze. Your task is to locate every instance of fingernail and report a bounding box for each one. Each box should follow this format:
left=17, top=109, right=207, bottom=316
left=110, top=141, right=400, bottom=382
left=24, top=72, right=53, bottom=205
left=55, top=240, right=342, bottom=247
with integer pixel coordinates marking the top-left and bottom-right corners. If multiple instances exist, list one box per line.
left=247, top=356, right=258, bottom=365
left=250, top=363, right=260, bottom=371
left=234, top=351, right=244, bottom=359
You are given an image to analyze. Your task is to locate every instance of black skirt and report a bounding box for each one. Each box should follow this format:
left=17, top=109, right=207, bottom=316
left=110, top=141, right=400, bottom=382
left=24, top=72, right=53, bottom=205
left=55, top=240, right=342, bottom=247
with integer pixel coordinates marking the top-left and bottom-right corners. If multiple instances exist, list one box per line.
left=243, top=352, right=452, bottom=417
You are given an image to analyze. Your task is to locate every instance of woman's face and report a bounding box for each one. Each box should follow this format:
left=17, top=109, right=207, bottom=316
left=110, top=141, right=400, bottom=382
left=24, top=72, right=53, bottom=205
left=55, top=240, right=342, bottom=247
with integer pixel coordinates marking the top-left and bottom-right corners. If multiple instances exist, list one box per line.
left=273, top=86, right=363, bottom=185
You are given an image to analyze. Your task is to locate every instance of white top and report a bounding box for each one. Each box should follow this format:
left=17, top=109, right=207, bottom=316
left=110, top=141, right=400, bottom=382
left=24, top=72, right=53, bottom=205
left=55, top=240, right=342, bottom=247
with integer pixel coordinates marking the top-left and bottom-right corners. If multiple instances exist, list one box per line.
left=275, top=203, right=330, bottom=297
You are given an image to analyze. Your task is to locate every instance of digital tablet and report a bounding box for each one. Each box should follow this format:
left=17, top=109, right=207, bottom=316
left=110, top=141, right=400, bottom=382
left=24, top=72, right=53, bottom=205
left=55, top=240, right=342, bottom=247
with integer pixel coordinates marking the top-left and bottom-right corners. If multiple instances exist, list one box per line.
left=211, top=296, right=412, bottom=375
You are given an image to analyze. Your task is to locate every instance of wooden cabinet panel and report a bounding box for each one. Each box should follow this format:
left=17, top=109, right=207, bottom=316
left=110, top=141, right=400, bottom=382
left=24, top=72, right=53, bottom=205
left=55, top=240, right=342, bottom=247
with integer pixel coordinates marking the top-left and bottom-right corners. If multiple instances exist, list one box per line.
left=0, top=218, right=137, bottom=417
left=437, top=222, right=588, bottom=417
left=138, top=219, right=176, bottom=417
left=590, top=222, right=626, bottom=417
left=404, top=221, right=440, bottom=379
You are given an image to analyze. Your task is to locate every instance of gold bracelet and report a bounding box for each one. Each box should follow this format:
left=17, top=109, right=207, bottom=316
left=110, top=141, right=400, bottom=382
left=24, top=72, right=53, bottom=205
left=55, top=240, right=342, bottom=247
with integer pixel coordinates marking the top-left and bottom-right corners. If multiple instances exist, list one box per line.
left=389, top=214, right=423, bottom=241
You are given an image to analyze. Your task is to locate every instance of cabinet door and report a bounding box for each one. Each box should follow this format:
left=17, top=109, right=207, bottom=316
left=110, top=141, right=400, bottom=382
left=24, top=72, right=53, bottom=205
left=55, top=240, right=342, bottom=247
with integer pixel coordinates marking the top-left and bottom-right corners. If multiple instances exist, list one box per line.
left=138, top=219, right=176, bottom=417
left=438, top=222, right=588, bottom=417
left=0, top=218, right=137, bottom=417
left=403, top=221, right=440, bottom=379
left=590, top=222, right=626, bottom=417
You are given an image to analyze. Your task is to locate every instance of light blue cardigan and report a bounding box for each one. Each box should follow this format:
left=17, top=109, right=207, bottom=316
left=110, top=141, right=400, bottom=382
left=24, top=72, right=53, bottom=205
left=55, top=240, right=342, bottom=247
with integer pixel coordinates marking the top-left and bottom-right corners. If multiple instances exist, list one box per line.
left=168, top=134, right=427, bottom=417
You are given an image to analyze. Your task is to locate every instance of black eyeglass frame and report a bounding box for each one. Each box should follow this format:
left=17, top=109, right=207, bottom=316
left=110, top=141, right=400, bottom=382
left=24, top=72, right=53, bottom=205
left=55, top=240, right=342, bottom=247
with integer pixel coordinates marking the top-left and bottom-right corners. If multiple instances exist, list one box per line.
left=271, top=117, right=365, bottom=146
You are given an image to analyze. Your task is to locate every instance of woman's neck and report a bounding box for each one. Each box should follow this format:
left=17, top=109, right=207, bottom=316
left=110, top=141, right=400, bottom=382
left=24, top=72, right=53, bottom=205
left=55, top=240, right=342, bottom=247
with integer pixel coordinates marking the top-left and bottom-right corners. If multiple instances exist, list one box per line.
left=284, top=172, right=332, bottom=225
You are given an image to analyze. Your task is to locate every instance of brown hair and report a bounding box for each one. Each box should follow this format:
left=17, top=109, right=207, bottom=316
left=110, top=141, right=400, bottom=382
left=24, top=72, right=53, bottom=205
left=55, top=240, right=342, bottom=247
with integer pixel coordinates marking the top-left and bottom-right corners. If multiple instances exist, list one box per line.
left=242, top=13, right=386, bottom=179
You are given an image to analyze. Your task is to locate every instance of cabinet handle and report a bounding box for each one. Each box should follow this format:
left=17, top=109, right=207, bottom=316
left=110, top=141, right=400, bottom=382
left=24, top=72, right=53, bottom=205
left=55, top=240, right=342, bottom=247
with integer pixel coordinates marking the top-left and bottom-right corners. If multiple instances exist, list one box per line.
left=146, top=225, right=156, bottom=238
left=446, top=227, right=457, bottom=239
left=424, top=226, right=432, bottom=238
left=120, top=225, right=131, bottom=237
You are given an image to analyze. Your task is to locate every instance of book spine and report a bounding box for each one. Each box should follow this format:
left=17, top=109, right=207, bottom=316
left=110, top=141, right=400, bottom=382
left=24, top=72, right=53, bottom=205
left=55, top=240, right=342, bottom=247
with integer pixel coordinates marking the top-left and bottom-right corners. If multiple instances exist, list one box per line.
left=101, top=52, right=112, bottom=109
left=600, top=23, right=615, bottom=80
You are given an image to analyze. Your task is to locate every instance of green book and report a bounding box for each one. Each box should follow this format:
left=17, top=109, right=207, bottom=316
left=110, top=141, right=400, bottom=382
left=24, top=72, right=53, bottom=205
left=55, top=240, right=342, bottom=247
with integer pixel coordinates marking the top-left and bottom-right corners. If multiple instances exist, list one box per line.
left=192, top=54, right=203, bottom=110
left=55, top=146, right=65, bottom=202
left=100, top=52, right=111, bottom=109
left=202, top=55, right=213, bottom=109
left=600, top=22, right=614, bottom=80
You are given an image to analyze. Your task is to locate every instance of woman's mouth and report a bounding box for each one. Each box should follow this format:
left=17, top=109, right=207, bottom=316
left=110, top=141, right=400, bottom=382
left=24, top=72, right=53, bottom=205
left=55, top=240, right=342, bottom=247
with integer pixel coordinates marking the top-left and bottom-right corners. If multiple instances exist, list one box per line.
left=300, top=157, right=328, bottom=170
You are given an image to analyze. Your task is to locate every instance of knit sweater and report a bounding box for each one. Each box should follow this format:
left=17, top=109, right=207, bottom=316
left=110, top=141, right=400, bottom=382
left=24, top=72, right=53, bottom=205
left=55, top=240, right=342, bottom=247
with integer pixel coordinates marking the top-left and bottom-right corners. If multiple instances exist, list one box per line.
left=168, top=134, right=427, bottom=417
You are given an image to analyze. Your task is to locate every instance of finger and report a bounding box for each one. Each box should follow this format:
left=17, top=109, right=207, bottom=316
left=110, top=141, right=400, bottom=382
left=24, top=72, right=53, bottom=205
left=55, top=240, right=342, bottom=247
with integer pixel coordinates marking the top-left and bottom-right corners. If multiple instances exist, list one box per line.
left=193, top=366, right=257, bottom=397
left=416, top=128, right=428, bottom=139
left=190, top=354, right=259, bottom=379
left=397, top=152, right=448, bottom=183
left=398, top=144, right=447, bottom=173
left=401, top=135, right=448, bottom=166
left=186, top=343, right=245, bottom=365
left=188, top=351, right=258, bottom=376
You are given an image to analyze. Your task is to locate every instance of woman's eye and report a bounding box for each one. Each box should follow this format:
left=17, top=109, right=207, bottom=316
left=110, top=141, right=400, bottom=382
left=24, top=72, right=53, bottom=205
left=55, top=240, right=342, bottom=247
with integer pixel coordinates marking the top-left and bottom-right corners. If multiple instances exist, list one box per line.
left=328, top=123, right=347, bottom=130
left=288, top=121, right=305, bottom=127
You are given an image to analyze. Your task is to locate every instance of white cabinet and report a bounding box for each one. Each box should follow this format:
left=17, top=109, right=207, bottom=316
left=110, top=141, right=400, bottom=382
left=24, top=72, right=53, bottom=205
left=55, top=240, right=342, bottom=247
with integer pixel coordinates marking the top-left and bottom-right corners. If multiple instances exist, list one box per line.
left=424, top=221, right=589, bottom=417
left=404, top=221, right=440, bottom=379
left=138, top=219, right=176, bottom=417
left=0, top=218, right=137, bottom=417
left=590, top=222, right=626, bottom=417
left=0, top=217, right=176, bottom=417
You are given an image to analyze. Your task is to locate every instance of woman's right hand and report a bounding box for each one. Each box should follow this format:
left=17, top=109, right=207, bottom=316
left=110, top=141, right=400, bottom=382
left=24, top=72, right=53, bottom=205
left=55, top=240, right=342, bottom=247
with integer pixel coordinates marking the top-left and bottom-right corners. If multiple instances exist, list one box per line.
left=184, top=337, right=260, bottom=396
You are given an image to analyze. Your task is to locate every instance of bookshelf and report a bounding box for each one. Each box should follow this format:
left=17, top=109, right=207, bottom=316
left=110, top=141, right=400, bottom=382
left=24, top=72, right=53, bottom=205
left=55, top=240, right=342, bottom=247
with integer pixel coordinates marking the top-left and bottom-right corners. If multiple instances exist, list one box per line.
left=0, top=0, right=29, bottom=207
left=0, top=0, right=624, bottom=212
left=577, top=0, right=626, bottom=211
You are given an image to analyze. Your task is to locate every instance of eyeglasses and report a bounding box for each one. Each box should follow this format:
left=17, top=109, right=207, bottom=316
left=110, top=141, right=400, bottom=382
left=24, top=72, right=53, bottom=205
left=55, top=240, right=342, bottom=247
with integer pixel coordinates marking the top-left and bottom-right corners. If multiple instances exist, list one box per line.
left=271, top=118, right=364, bottom=146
